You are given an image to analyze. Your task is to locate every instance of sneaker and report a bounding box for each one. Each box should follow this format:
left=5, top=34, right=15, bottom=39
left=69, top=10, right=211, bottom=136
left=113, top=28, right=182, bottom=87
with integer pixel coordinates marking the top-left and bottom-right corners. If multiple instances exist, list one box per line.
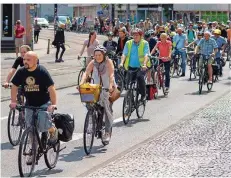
left=48, top=128, right=58, bottom=144
left=180, top=73, right=185, bottom=77
left=208, top=80, right=213, bottom=84
left=26, top=154, right=33, bottom=165
left=59, top=58, right=64, bottom=62
left=165, top=87, right=169, bottom=93
left=102, top=132, right=111, bottom=144
left=55, top=59, right=61, bottom=63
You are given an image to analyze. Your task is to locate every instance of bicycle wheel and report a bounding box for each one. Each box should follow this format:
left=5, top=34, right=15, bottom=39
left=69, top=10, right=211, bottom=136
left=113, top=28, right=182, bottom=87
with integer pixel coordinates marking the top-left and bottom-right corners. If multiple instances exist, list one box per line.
left=77, top=68, right=85, bottom=86
left=122, top=90, right=132, bottom=125
left=18, top=128, right=37, bottom=177
left=135, top=89, right=146, bottom=119
left=8, top=109, right=23, bottom=146
left=170, top=63, right=175, bottom=78
left=115, top=71, right=124, bottom=93
left=199, top=68, right=204, bottom=94
left=44, top=132, right=60, bottom=169
left=83, top=111, right=96, bottom=155
left=161, top=72, right=167, bottom=96
left=229, top=60, right=231, bottom=69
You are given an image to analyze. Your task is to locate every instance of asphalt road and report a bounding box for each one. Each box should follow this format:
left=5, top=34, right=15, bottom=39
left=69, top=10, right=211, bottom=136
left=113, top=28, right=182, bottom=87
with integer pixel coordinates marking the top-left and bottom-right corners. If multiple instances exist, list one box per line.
left=1, top=63, right=230, bottom=177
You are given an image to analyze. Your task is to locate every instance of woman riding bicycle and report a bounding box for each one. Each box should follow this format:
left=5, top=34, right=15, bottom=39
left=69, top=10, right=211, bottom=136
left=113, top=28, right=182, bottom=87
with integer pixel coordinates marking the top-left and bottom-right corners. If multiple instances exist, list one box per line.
left=79, top=45, right=115, bottom=144
left=151, top=33, right=172, bottom=93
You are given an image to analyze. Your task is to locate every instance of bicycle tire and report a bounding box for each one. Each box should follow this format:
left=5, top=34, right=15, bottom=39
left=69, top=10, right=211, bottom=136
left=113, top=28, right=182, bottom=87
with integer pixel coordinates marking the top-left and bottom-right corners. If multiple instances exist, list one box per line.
left=122, top=90, right=132, bottom=125
left=199, top=68, right=204, bottom=94
left=83, top=110, right=95, bottom=155
left=170, top=63, right=175, bottom=78
left=135, top=89, right=146, bottom=119
left=44, top=133, right=60, bottom=169
left=77, top=68, right=85, bottom=86
left=115, top=71, right=124, bottom=93
left=229, top=60, right=231, bottom=69
left=18, top=128, right=36, bottom=177
left=8, top=109, right=23, bottom=146
left=161, top=72, right=167, bottom=96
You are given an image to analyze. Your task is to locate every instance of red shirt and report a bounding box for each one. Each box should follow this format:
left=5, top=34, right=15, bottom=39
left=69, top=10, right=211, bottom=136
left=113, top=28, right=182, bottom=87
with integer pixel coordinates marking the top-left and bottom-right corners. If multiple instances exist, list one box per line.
left=156, top=40, right=172, bottom=62
left=15, top=25, right=25, bottom=38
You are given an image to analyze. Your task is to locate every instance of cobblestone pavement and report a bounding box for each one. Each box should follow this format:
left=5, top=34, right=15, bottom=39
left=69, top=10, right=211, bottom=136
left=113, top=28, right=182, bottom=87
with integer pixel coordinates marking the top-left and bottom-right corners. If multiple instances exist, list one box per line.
left=88, top=92, right=231, bottom=177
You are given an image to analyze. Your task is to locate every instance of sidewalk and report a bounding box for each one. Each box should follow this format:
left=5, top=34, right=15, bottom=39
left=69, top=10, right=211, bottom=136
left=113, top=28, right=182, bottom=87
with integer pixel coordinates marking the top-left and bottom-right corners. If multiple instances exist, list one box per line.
left=88, top=92, right=231, bottom=177
left=1, top=38, right=56, bottom=60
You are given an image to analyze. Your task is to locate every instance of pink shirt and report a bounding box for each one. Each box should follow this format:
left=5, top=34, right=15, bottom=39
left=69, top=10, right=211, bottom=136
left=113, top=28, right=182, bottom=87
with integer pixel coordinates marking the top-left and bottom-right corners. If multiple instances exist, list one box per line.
left=156, top=40, right=172, bottom=62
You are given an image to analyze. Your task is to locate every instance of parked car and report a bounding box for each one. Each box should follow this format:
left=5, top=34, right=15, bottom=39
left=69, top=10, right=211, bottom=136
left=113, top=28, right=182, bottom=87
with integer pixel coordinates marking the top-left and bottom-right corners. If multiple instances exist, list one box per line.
left=35, top=18, right=49, bottom=28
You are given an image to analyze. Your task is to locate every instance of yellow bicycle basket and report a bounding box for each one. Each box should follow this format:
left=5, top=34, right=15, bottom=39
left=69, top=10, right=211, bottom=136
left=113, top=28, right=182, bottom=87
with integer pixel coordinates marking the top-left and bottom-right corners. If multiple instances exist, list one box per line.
left=79, top=83, right=102, bottom=103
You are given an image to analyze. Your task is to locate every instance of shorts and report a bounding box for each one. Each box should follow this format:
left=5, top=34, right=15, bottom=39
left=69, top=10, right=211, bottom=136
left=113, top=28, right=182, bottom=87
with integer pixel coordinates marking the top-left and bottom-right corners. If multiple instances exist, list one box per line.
left=25, top=102, right=53, bottom=132
left=15, top=38, right=24, bottom=48
left=199, top=55, right=214, bottom=67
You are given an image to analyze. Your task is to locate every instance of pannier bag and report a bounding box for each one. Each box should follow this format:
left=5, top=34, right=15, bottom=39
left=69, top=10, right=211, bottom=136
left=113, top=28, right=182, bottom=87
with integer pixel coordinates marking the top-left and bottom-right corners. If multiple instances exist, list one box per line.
left=53, top=113, right=75, bottom=142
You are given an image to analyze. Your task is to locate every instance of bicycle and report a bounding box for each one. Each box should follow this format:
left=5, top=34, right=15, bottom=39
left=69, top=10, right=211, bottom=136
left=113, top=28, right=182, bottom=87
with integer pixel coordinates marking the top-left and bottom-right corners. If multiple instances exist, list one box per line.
left=2, top=84, right=25, bottom=146
left=156, top=57, right=169, bottom=96
left=77, top=56, right=93, bottom=86
left=122, top=67, right=146, bottom=125
left=198, top=55, right=214, bottom=94
left=17, top=105, right=65, bottom=177
left=188, top=53, right=200, bottom=81
left=79, top=85, right=112, bottom=155
left=170, top=48, right=183, bottom=77
left=145, top=55, right=159, bottom=99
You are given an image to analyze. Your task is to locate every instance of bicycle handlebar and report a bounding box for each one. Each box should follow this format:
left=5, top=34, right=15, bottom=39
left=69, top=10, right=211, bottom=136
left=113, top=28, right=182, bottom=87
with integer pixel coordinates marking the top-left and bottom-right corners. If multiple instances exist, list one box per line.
left=78, top=56, right=94, bottom=60
left=16, top=105, right=57, bottom=111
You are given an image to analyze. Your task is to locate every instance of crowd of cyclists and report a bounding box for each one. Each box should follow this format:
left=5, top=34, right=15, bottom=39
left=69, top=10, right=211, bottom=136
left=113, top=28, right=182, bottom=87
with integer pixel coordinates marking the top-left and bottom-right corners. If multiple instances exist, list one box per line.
left=2, top=17, right=231, bottom=177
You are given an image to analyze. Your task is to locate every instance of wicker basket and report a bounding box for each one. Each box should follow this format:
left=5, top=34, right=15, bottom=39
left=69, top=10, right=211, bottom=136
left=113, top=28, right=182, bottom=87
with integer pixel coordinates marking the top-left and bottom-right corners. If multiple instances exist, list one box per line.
left=79, top=83, right=101, bottom=103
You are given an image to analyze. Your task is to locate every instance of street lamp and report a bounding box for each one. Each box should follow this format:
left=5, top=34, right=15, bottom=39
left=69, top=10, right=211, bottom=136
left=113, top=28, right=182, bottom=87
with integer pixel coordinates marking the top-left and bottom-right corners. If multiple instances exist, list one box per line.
left=158, top=5, right=162, bottom=25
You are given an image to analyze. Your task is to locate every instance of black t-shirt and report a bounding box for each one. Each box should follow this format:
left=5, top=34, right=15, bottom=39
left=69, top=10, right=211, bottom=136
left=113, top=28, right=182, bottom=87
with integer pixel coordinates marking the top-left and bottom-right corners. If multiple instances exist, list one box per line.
left=12, top=57, right=24, bottom=69
left=12, top=57, right=40, bottom=69
left=11, top=65, right=54, bottom=106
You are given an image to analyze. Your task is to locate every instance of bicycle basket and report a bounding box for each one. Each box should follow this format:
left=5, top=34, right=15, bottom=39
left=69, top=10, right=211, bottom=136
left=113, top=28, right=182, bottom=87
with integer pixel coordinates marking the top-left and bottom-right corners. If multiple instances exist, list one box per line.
left=79, top=83, right=101, bottom=103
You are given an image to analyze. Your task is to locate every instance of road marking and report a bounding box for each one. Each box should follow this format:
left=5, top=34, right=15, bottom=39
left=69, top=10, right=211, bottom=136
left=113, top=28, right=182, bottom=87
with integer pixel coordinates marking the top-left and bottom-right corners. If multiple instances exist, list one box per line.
left=113, top=117, right=123, bottom=124
left=50, top=67, right=70, bottom=71
left=60, top=133, right=83, bottom=145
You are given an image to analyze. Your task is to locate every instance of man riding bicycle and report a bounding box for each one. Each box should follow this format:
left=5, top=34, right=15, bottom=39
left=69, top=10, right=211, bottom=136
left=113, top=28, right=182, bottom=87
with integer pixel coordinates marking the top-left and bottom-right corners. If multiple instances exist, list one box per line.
left=119, top=28, right=150, bottom=102
left=195, top=31, right=218, bottom=84
left=211, top=29, right=227, bottom=76
left=10, top=51, right=58, bottom=164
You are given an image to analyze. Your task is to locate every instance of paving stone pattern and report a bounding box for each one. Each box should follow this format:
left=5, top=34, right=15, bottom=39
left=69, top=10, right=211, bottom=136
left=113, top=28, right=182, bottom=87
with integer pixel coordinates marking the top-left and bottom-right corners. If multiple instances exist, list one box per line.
left=88, top=93, right=231, bottom=177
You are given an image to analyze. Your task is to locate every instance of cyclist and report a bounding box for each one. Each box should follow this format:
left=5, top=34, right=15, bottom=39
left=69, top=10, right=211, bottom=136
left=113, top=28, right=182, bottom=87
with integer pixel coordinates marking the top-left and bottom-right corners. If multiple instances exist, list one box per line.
left=195, top=31, right=218, bottom=84
left=65, top=17, right=71, bottom=32
left=79, top=30, right=99, bottom=65
left=211, top=29, right=227, bottom=76
left=10, top=51, right=58, bottom=164
left=186, top=24, right=196, bottom=44
left=79, top=45, right=115, bottom=144
left=172, top=28, right=188, bottom=77
left=119, top=28, right=150, bottom=102
left=103, top=31, right=117, bottom=53
left=151, top=33, right=172, bottom=93
left=3, top=45, right=32, bottom=88
left=144, top=31, right=157, bottom=53
left=116, top=27, right=130, bottom=55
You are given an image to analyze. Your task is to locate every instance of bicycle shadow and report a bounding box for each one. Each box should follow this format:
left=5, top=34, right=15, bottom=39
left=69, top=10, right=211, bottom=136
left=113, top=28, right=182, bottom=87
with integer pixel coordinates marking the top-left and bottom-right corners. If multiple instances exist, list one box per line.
left=59, top=145, right=106, bottom=162
left=1, top=141, right=16, bottom=150
left=185, top=90, right=216, bottom=95
left=67, top=92, right=80, bottom=96
left=223, top=81, right=231, bottom=86
left=12, top=168, right=63, bottom=177
left=113, top=117, right=150, bottom=128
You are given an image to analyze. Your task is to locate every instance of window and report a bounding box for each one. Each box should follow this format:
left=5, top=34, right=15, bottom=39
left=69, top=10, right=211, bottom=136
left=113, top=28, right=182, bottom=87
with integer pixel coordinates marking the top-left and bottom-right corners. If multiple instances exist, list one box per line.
left=2, top=4, right=13, bottom=37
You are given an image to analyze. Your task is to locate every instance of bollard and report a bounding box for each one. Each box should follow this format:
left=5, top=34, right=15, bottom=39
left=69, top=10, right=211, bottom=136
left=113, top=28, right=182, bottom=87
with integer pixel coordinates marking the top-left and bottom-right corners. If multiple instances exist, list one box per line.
left=47, top=39, right=50, bottom=54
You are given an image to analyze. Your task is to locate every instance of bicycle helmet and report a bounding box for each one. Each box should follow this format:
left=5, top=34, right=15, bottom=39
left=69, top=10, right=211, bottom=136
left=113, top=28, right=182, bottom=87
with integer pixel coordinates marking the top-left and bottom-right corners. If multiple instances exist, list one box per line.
left=94, top=45, right=107, bottom=54
left=148, top=29, right=155, bottom=35
left=214, top=29, right=221, bottom=35
left=107, top=31, right=114, bottom=36
left=170, top=31, right=176, bottom=37
left=132, top=28, right=143, bottom=36
left=144, top=31, right=151, bottom=38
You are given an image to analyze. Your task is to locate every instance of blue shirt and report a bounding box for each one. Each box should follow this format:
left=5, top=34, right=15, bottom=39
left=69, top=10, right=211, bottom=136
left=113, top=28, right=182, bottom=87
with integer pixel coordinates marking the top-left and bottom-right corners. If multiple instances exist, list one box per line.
left=123, top=40, right=150, bottom=68
left=195, top=39, right=201, bottom=45
left=173, top=34, right=187, bottom=50
left=198, top=38, right=218, bottom=56
left=211, top=36, right=227, bottom=58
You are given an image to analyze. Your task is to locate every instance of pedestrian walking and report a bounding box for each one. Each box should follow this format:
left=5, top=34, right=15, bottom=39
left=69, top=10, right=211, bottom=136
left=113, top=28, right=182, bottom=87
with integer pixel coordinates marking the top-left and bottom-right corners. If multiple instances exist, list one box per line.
left=14, top=20, right=26, bottom=57
left=34, top=19, right=41, bottom=43
left=54, top=24, right=66, bottom=62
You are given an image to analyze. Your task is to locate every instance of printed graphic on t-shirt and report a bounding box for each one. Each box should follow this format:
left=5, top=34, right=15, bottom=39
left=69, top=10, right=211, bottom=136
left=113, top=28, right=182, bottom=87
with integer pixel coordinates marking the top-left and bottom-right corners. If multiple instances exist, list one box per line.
left=24, top=76, right=40, bottom=92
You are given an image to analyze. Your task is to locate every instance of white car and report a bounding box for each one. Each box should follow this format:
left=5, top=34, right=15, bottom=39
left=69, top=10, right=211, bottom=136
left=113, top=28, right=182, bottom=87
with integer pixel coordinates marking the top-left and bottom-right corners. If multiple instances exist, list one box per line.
left=35, top=18, right=49, bottom=28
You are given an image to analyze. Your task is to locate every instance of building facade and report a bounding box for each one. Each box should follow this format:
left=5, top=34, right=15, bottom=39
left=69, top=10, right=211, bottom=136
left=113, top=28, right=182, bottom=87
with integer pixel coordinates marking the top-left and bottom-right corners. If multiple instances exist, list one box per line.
left=1, top=4, right=33, bottom=53
left=173, top=4, right=231, bottom=24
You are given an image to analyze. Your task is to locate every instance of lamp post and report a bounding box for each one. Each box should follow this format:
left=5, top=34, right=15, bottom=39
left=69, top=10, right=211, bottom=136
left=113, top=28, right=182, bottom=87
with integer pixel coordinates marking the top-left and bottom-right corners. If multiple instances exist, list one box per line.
left=54, top=4, right=57, bottom=38
left=158, top=5, right=162, bottom=25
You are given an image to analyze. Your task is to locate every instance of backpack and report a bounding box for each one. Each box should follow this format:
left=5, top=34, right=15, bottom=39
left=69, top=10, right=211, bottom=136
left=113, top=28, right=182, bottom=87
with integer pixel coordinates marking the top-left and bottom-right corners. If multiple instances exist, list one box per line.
left=53, top=113, right=75, bottom=142
left=187, top=30, right=195, bottom=39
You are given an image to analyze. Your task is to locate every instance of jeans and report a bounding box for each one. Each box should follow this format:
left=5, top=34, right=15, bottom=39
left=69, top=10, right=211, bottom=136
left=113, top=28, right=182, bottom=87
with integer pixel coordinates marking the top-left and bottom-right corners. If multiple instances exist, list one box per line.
left=159, top=60, right=171, bottom=88
left=56, top=43, right=66, bottom=60
left=34, top=31, right=40, bottom=43
left=173, top=49, right=187, bottom=74
left=127, top=67, right=146, bottom=97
